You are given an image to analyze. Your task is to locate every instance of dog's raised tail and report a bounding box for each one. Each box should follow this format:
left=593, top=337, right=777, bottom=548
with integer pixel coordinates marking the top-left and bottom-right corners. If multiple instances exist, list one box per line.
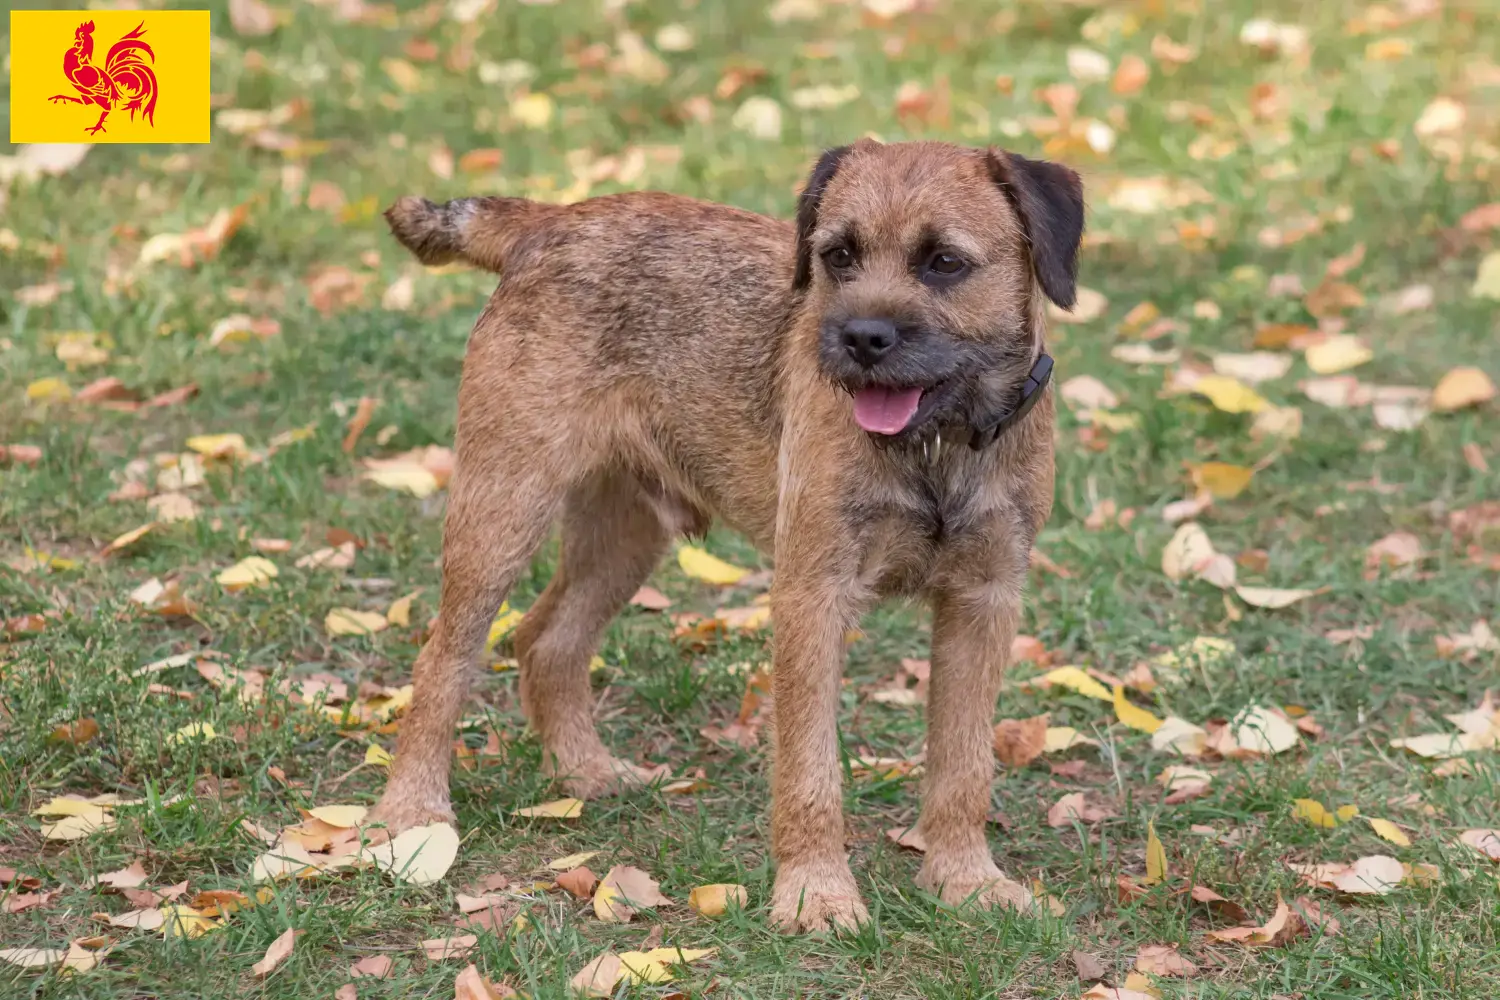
left=384, top=195, right=547, bottom=273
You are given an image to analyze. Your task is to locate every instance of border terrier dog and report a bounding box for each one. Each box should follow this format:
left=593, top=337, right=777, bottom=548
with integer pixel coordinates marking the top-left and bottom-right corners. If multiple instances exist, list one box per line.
left=371, top=139, right=1083, bottom=932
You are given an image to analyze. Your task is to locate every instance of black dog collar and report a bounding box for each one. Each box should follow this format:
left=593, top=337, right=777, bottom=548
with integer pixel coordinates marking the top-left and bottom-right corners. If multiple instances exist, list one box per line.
left=967, top=353, right=1054, bottom=451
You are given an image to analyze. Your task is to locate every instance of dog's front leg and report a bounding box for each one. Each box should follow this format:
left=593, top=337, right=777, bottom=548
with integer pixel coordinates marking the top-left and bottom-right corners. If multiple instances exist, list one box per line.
left=914, top=546, right=1033, bottom=913
left=767, top=571, right=868, bottom=933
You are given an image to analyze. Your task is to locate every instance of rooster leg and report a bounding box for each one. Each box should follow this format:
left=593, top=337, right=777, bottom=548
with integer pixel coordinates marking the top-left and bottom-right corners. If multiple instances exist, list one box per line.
left=49, top=94, right=85, bottom=103
left=85, top=110, right=109, bottom=135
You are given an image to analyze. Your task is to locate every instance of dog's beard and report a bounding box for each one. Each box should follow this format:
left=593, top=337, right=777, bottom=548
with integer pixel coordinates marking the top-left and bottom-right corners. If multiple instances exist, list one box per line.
left=818, top=329, right=1031, bottom=441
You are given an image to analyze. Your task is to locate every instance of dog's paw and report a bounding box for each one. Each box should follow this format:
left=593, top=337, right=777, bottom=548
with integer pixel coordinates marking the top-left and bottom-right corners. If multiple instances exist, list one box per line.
left=553, top=755, right=668, bottom=800
left=916, top=856, right=1034, bottom=913
left=365, top=791, right=455, bottom=836
left=770, top=863, right=869, bottom=933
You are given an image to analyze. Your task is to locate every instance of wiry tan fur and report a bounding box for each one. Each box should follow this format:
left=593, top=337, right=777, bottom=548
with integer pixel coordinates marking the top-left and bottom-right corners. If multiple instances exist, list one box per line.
left=371, top=140, right=1081, bottom=932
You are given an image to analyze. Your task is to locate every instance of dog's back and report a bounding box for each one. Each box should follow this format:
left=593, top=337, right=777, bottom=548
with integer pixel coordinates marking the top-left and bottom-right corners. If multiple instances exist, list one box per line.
left=388, top=191, right=797, bottom=545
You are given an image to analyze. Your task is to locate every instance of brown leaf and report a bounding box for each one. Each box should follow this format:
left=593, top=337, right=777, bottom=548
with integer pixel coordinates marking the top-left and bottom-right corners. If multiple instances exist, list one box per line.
left=885, top=825, right=928, bottom=853
left=422, top=934, right=479, bottom=961
left=993, top=713, right=1050, bottom=767
left=349, top=955, right=394, bottom=979
left=342, top=397, right=378, bottom=453
left=570, top=952, right=623, bottom=997
left=1189, top=885, right=1249, bottom=923
left=335, top=986, right=357, bottom=1000
left=251, top=928, right=298, bottom=978
left=1047, top=792, right=1114, bottom=828
left=1304, top=280, right=1365, bottom=317
left=455, top=963, right=517, bottom=999
left=1134, top=943, right=1198, bottom=977
left=93, top=861, right=149, bottom=890
left=594, top=866, right=671, bottom=923
left=1072, top=950, right=1107, bottom=982
left=556, top=866, right=599, bottom=899
left=49, top=718, right=100, bottom=745
left=0, top=867, right=42, bottom=891
left=1293, top=896, right=1341, bottom=937
left=77, top=377, right=139, bottom=405
left=4, top=890, right=57, bottom=914
left=1460, top=203, right=1500, bottom=232
left=629, top=586, right=673, bottom=610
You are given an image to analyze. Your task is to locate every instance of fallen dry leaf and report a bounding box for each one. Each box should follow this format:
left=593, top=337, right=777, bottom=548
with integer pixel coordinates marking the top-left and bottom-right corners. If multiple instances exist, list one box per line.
left=422, top=934, right=478, bottom=961
left=1431, top=367, right=1497, bottom=411
left=512, top=798, right=582, bottom=820
left=676, top=546, right=748, bottom=585
left=593, top=865, right=671, bottom=923
left=1047, top=792, right=1113, bottom=828
left=556, top=866, right=598, bottom=899
left=570, top=952, right=624, bottom=997
left=252, top=927, right=298, bottom=978
left=688, top=883, right=747, bottom=918
left=1460, top=829, right=1500, bottom=861
left=1134, top=943, right=1197, bottom=977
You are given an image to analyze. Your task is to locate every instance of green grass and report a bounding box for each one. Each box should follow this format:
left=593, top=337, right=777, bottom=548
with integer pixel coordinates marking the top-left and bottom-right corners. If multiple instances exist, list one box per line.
left=4, top=0, right=1500, bottom=997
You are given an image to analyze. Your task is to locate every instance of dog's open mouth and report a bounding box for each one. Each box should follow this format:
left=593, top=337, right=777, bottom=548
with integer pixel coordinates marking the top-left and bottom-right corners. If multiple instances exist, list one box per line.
left=852, top=386, right=925, bottom=434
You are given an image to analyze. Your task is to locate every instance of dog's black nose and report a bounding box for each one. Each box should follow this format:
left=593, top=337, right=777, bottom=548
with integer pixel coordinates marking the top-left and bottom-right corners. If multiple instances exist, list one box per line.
left=841, top=318, right=899, bottom=368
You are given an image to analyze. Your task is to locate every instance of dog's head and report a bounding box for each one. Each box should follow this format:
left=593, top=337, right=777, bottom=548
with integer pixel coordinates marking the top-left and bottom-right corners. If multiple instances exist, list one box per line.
left=794, top=140, right=1083, bottom=441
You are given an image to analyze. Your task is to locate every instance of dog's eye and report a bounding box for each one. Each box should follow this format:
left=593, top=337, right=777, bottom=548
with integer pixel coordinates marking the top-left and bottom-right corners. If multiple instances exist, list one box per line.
left=927, top=252, right=967, bottom=276
left=824, top=246, right=854, bottom=270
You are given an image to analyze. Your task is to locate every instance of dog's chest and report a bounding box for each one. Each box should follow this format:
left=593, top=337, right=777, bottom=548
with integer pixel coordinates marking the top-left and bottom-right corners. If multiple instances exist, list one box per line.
left=856, top=463, right=988, bottom=597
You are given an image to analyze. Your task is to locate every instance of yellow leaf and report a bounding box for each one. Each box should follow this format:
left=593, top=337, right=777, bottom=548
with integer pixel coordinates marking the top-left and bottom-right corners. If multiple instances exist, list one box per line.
left=641, top=946, right=716, bottom=965
left=32, top=797, right=112, bottom=819
left=218, top=556, right=279, bottom=591
left=103, top=523, right=155, bottom=555
left=160, top=905, right=220, bottom=939
left=1389, top=732, right=1469, bottom=758
left=1113, top=685, right=1164, bottom=734
left=26, top=377, right=72, bottom=402
left=688, top=883, right=747, bottom=917
left=510, top=91, right=555, bottom=129
left=1161, top=522, right=1216, bottom=581
left=1294, top=798, right=1338, bottom=828
left=1151, top=716, right=1208, bottom=756
left=41, top=813, right=116, bottom=840
left=365, top=744, right=393, bottom=767
left=185, top=433, right=250, bottom=461
left=1190, top=462, right=1255, bottom=499
left=381, top=56, right=424, bottom=92
left=165, top=721, right=217, bottom=745
left=1041, top=666, right=1113, bottom=702
left=677, top=545, right=749, bottom=585
left=325, top=608, right=389, bottom=636
left=513, top=797, right=583, bottom=819
left=362, top=464, right=440, bottom=497
left=1336, top=804, right=1360, bottom=823
left=1368, top=817, right=1410, bottom=846
left=1305, top=335, right=1374, bottom=375
left=1431, top=366, right=1497, bottom=411
left=1144, top=821, right=1167, bottom=884
left=486, top=602, right=525, bottom=648
left=1044, top=726, right=1101, bottom=752
left=547, top=850, right=600, bottom=871
left=55, top=331, right=111, bottom=368
left=617, top=952, right=674, bottom=985
left=1192, top=374, right=1268, bottom=414
left=386, top=590, right=421, bottom=627
left=307, top=805, right=368, bottom=828
left=1473, top=251, right=1500, bottom=300
left=377, top=822, right=459, bottom=885
left=1235, top=585, right=1315, bottom=609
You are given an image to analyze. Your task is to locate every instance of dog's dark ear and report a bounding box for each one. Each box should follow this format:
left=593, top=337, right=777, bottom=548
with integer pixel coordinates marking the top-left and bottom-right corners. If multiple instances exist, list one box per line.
left=793, top=145, right=853, bottom=290
left=987, top=150, right=1085, bottom=309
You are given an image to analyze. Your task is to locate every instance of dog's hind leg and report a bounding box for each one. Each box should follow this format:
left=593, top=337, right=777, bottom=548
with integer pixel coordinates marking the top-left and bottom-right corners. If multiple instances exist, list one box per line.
left=368, top=424, right=572, bottom=835
left=513, top=467, right=673, bottom=798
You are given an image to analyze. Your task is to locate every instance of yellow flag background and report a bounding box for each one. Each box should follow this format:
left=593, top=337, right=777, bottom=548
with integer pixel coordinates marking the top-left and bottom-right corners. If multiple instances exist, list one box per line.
left=9, top=10, right=209, bottom=143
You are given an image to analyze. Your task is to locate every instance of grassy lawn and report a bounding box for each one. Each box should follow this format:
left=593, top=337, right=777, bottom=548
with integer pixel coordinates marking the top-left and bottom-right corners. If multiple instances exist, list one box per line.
left=4, top=0, right=1500, bottom=996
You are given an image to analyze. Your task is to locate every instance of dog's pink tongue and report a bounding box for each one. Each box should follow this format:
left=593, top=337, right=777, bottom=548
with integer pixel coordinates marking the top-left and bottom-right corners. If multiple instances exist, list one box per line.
left=852, top=386, right=923, bottom=435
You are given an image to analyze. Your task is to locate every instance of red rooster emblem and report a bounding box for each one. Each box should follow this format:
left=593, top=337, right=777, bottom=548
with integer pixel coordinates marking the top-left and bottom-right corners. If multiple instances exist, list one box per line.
left=48, top=20, right=159, bottom=136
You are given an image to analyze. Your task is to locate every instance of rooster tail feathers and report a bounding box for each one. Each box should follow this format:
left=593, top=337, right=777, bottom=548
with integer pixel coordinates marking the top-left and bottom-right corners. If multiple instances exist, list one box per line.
left=105, top=30, right=154, bottom=74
